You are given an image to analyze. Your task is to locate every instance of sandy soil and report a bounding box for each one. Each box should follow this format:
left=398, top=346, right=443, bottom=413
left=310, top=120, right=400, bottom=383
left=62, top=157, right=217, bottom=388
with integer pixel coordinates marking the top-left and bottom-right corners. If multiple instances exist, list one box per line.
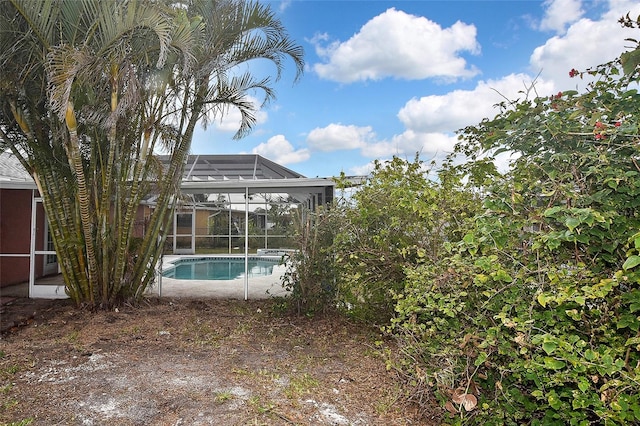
left=0, top=297, right=434, bottom=425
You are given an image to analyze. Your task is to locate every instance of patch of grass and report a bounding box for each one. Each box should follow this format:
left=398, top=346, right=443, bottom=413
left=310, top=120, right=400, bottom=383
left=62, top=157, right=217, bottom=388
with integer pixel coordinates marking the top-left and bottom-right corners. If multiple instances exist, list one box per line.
left=266, top=297, right=290, bottom=316
left=183, top=319, right=224, bottom=347
left=2, top=419, right=34, bottom=426
left=0, top=383, right=13, bottom=394
left=375, top=384, right=404, bottom=415
left=231, top=320, right=253, bottom=336
left=248, top=396, right=276, bottom=414
left=1, top=365, right=19, bottom=376
left=214, top=391, right=233, bottom=403
left=257, top=368, right=280, bottom=381
left=63, top=330, right=88, bottom=352
left=114, top=324, right=143, bottom=340
left=66, top=330, right=80, bottom=343
left=231, top=367, right=281, bottom=388
left=284, top=373, right=318, bottom=400
left=1, top=398, right=18, bottom=412
left=123, top=325, right=141, bottom=335
left=231, top=367, right=252, bottom=377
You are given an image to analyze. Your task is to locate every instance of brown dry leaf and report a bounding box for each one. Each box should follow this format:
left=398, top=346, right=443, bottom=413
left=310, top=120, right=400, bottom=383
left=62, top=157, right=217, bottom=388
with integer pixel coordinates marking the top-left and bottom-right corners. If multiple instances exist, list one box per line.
left=444, top=401, right=458, bottom=414
left=461, top=394, right=478, bottom=412
left=514, top=333, right=527, bottom=346
left=451, top=387, right=466, bottom=404
left=459, top=333, right=477, bottom=348
left=468, top=380, right=479, bottom=395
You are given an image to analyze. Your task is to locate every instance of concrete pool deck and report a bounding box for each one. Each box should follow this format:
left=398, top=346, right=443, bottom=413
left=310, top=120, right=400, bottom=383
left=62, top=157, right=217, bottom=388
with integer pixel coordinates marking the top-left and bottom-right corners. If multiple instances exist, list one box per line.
left=155, top=255, right=291, bottom=300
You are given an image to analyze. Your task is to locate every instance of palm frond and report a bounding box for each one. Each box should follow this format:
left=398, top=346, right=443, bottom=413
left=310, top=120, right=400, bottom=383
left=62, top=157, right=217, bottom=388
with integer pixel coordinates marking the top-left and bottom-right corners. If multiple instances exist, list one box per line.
left=9, top=0, right=60, bottom=49
left=45, top=44, right=93, bottom=119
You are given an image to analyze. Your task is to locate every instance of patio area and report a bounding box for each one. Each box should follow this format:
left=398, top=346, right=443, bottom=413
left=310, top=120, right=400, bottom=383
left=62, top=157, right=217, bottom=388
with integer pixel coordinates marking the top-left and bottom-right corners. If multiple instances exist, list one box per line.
left=0, top=258, right=291, bottom=303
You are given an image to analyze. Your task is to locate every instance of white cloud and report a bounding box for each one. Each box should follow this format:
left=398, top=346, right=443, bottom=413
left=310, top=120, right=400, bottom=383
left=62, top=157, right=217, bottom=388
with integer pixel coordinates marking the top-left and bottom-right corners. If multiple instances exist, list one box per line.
left=306, top=123, right=375, bottom=151
left=312, top=8, right=480, bottom=83
left=305, top=123, right=458, bottom=162
left=538, top=0, right=584, bottom=33
left=531, top=0, right=640, bottom=91
left=277, top=0, right=292, bottom=14
left=363, top=131, right=458, bottom=159
left=305, top=74, right=556, bottom=160
left=251, top=135, right=310, bottom=164
left=387, top=0, right=640, bottom=149
left=397, top=73, right=555, bottom=134
left=348, top=161, right=377, bottom=176
left=213, top=96, right=268, bottom=133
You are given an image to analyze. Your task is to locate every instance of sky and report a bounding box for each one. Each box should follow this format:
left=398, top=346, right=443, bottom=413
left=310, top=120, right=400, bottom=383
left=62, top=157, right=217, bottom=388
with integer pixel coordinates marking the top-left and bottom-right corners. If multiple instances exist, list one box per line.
left=190, top=0, right=640, bottom=178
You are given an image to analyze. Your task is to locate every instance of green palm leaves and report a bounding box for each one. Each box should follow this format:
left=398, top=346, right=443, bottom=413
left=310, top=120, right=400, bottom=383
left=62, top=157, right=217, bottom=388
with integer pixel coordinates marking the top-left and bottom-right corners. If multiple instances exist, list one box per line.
left=0, top=0, right=303, bottom=307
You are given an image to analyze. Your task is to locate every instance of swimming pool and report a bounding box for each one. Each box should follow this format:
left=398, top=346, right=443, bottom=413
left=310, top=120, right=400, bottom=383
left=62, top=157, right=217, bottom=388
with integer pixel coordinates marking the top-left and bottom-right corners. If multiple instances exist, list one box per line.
left=162, top=256, right=280, bottom=280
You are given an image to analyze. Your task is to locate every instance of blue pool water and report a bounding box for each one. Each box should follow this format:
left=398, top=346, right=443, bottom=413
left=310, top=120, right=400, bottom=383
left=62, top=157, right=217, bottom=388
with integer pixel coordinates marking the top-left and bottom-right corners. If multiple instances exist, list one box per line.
left=162, top=257, right=279, bottom=280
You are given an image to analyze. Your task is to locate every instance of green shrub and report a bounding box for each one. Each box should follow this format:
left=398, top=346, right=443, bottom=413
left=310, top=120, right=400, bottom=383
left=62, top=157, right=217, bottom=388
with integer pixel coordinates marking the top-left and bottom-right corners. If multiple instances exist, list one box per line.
left=332, top=156, right=479, bottom=323
left=386, top=45, right=640, bottom=424
left=280, top=205, right=339, bottom=315
left=391, top=243, right=640, bottom=424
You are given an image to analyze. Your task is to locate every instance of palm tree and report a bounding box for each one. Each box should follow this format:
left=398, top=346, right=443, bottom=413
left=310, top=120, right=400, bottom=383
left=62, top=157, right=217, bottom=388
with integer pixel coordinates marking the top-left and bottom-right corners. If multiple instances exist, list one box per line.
left=0, top=0, right=303, bottom=308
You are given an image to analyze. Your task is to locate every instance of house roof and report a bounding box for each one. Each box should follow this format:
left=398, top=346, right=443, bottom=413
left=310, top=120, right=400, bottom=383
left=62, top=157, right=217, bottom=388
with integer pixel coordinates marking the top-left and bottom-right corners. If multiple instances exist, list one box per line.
left=0, top=152, right=336, bottom=205
left=0, top=151, right=37, bottom=189
left=161, top=154, right=305, bottom=181
left=158, top=154, right=335, bottom=205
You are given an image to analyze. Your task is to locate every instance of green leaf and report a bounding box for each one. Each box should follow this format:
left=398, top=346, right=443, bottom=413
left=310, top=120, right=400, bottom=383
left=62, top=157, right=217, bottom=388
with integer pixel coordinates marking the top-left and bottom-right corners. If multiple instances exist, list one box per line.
left=537, top=293, right=552, bottom=308
left=577, top=377, right=590, bottom=392
left=494, top=269, right=513, bottom=283
left=547, top=390, right=563, bottom=409
left=617, top=313, right=640, bottom=331
left=565, top=217, right=581, bottom=231
left=531, top=390, right=544, bottom=399
left=542, top=341, right=557, bottom=355
left=625, top=337, right=640, bottom=348
left=474, top=351, right=489, bottom=366
left=463, top=233, right=475, bottom=245
left=621, top=49, right=640, bottom=76
left=565, top=309, right=581, bottom=321
left=544, top=206, right=564, bottom=217
left=623, top=255, right=640, bottom=270
left=584, top=349, right=596, bottom=362
left=544, top=357, right=566, bottom=370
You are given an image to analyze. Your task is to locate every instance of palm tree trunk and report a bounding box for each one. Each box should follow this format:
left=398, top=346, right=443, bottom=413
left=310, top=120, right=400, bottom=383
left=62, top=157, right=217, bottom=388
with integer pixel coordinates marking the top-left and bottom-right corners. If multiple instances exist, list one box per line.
left=64, top=102, right=99, bottom=303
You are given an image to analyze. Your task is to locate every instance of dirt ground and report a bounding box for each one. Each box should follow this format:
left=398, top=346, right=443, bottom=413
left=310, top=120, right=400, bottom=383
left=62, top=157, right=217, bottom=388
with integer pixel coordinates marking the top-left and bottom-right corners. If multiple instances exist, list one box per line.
left=0, top=297, right=435, bottom=425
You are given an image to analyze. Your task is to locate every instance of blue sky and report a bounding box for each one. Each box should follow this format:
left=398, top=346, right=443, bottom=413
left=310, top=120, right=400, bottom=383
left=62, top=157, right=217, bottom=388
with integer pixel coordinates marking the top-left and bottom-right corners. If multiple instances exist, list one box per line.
left=190, top=0, right=640, bottom=178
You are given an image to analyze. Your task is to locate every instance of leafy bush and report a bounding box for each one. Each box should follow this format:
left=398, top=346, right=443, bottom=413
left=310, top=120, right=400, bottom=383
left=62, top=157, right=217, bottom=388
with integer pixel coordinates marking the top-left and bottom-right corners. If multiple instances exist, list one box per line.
left=283, top=28, right=640, bottom=424
left=391, top=233, right=640, bottom=424
left=280, top=205, right=339, bottom=315
left=387, top=46, right=640, bottom=424
left=332, top=156, right=480, bottom=323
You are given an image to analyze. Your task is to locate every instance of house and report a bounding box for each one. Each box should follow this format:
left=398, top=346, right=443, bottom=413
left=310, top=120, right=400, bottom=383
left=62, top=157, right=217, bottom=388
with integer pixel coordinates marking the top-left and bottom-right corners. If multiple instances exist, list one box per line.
left=0, top=151, right=335, bottom=298
left=0, top=151, right=59, bottom=296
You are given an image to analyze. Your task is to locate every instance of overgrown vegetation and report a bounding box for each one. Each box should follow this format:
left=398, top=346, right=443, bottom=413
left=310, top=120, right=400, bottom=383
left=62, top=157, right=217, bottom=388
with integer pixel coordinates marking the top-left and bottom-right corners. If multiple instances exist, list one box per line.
left=283, top=14, right=640, bottom=424
left=0, top=0, right=303, bottom=308
left=332, top=157, right=480, bottom=324
left=281, top=205, right=339, bottom=316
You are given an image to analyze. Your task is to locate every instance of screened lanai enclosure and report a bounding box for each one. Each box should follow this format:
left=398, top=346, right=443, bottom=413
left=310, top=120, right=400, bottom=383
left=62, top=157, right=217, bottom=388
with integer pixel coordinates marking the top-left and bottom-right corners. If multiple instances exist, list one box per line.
left=155, top=154, right=335, bottom=255
left=0, top=152, right=335, bottom=299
